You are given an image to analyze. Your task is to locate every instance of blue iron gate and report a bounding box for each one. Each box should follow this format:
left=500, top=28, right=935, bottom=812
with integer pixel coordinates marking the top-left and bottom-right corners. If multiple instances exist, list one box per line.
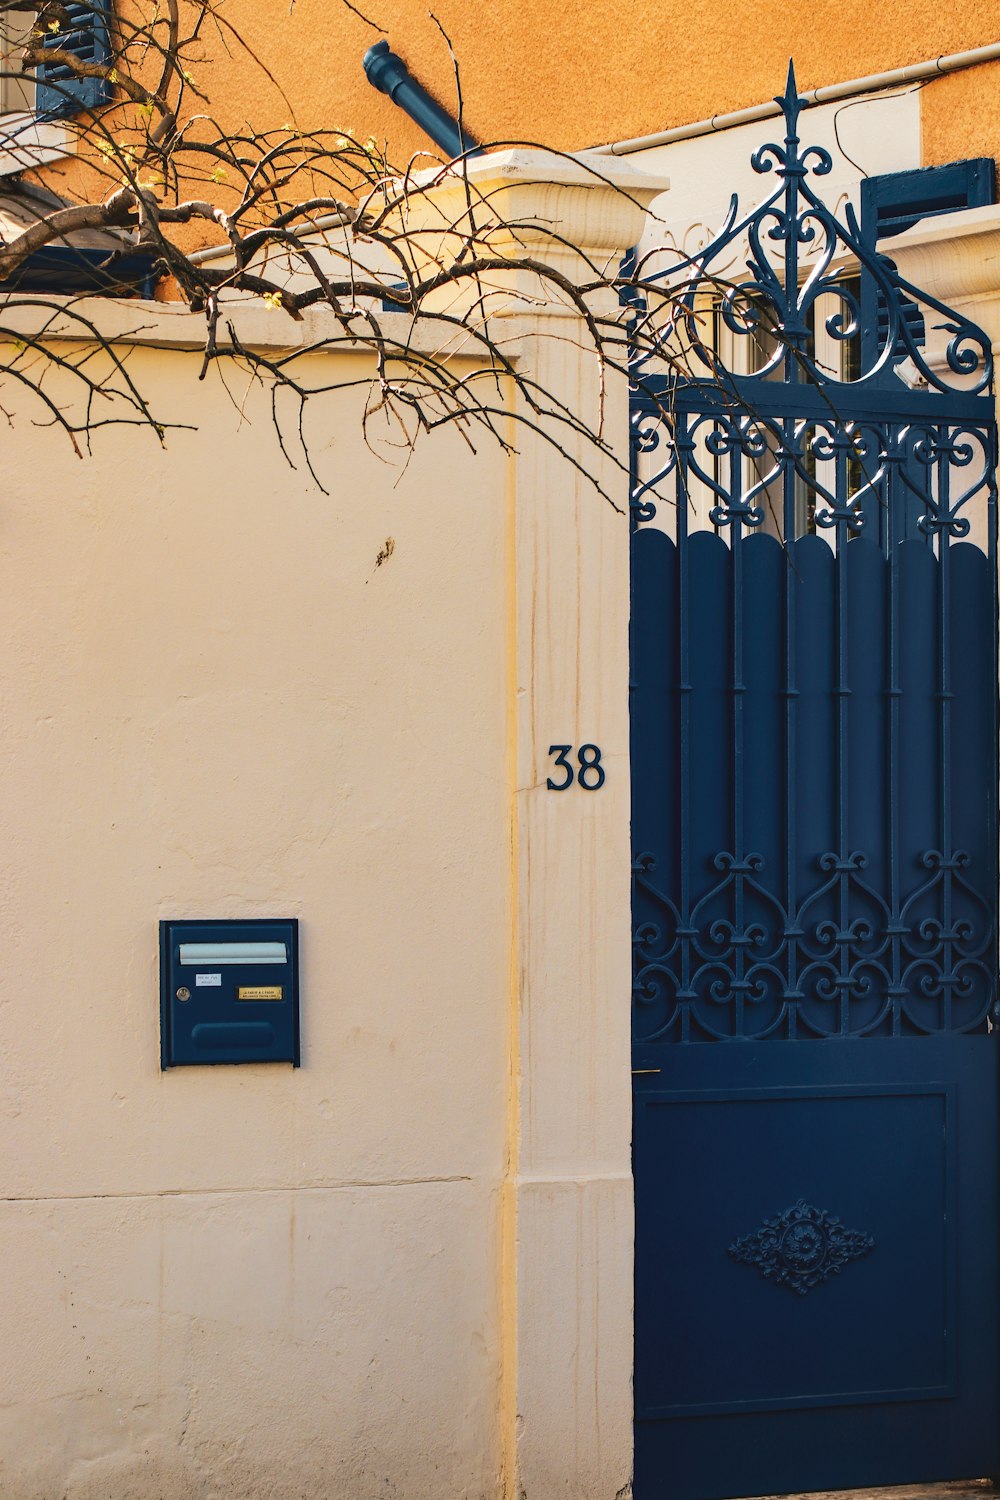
left=629, top=68, right=999, bottom=1500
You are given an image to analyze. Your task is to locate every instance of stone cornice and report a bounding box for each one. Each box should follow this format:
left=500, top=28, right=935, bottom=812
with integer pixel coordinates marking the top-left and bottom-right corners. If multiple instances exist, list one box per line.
left=399, top=149, right=671, bottom=316
left=888, top=204, right=1000, bottom=345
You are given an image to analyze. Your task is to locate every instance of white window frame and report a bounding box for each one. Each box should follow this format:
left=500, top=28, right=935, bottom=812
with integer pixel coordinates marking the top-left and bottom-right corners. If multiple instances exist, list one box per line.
left=0, top=10, right=71, bottom=173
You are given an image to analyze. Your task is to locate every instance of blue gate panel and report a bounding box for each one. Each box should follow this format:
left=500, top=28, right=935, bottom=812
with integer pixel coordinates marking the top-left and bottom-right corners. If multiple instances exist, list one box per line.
left=629, top=62, right=999, bottom=1500
left=741, top=534, right=783, bottom=891
left=897, top=538, right=938, bottom=897
left=633, top=535, right=996, bottom=1045
left=687, top=531, right=733, bottom=918
left=632, top=1038, right=1000, bottom=1500
left=950, top=542, right=995, bottom=892
left=631, top=525, right=678, bottom=894
left=794, top=535, right=837, bottom=907
left=636, top=1087, right=954, bottom=1416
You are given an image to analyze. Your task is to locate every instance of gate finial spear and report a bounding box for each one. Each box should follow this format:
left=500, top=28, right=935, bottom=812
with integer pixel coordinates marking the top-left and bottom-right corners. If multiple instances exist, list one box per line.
left=776, top=58, right=804, bottom=137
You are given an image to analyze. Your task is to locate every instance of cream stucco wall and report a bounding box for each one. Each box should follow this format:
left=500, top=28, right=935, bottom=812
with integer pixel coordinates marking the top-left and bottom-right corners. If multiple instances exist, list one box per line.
left=0, top=151, right=652, bottom=1499
left=0, top=322, right=511, bottom=1498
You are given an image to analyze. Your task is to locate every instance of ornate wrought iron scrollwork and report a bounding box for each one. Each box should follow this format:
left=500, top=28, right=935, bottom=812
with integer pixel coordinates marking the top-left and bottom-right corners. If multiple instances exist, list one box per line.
left=629, top=63, right=998, bottom=1047
left=729, top=1199, right=875, bottom=1296
left=627, top=62, right=995, bottom=528
left=632, top=842, right=996, bottom=1042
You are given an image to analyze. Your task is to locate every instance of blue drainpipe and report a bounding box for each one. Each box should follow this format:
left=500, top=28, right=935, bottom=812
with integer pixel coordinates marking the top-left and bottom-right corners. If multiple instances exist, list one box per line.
left=362, top=41, right=482, bottom=159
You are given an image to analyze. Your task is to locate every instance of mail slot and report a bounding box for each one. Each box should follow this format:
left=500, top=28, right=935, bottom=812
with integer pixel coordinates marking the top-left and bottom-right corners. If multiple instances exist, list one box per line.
left=160, top=919, right=299, bottom=1068
left=179, top=941, right=287, bottom=966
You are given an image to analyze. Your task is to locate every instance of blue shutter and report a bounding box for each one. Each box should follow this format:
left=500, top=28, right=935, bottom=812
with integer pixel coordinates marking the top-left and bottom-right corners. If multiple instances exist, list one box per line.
left=36, top=0, right=112, bottom=119
left=861, top=159, right=995, bottom=240
left=859, top=159, right=995, bottom=366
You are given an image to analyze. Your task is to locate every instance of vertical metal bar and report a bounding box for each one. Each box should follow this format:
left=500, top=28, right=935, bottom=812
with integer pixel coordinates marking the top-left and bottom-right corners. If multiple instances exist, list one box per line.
left=678, top=414, right=692, bottom=1043
left=990, top=425, right=999, bottom=1027
left=783, top=113, right=803, bottom=385
left=730, top=426, right=746, bottom=1038
left=878, top=423, right=890, bottom=557
left=937, top=436, right=953, bottom=1033
left=835, top=443, right=852, bottom=1037
left=628, top=413, right=639, bottom=533
left=784, top=420, right=799, bottom=1038
left=886, top=430, right=903, bottom=1036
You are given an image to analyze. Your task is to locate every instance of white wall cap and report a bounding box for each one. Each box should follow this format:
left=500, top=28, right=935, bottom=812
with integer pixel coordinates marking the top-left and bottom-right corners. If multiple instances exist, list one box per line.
left=887, top=203, right=1000, bottom=305
left=411, top=146, right=670, bottom=199
left=400, top=148, right=671, bottom=311
left=0, top=294, right=493, bottom=357
left=0, top=114, right=71, bottom=176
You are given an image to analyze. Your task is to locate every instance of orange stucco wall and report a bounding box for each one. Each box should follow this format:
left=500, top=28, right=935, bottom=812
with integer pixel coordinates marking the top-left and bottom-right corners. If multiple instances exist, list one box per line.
left=38, top=0, right=1000, bottom=253
left=156, top=0, right=1000, bottom=167
left=922, top=59, right=1000, bottom=171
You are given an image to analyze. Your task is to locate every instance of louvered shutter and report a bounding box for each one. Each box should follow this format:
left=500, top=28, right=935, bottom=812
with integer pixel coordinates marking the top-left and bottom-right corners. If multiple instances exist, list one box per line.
left=36, top=0, right=112, bottom=118
left=859, top=159, right=995, bottom=366
left=857, top=159, right=996, bottom=541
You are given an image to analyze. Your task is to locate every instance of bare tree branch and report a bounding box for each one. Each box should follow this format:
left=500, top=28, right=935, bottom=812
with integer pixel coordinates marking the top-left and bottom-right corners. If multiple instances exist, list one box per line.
left=0, top=0, right=718, bottom=508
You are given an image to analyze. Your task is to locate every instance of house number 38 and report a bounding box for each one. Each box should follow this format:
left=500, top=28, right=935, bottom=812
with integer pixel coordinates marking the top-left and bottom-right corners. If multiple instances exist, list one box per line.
left=546, top=744, right=606, bottom=791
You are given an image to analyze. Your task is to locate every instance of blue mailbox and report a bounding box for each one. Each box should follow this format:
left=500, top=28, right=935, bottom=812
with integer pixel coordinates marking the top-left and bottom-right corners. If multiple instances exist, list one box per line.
left=160, top=918, right=300, bottom=1067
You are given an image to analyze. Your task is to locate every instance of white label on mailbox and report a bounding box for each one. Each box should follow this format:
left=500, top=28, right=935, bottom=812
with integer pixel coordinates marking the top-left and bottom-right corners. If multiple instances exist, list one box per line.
left=195, top=973, right=222, bottom=987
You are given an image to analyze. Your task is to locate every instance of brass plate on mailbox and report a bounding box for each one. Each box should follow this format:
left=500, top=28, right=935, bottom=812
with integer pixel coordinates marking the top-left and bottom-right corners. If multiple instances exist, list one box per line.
left=238, top=985, right=283, bottom=1001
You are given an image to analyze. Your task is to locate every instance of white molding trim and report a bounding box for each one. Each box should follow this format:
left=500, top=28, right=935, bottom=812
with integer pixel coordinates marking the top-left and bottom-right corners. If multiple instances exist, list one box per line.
left=888, top=203, right=1000, bottom=348
left=0, top=113, right=72, bottom=176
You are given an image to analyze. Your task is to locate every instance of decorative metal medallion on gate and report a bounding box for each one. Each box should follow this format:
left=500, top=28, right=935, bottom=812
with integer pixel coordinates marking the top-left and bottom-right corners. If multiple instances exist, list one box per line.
left=629, top=64, right=998, bottom=1046
left=728, top=1199, right=876, bottom=1296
